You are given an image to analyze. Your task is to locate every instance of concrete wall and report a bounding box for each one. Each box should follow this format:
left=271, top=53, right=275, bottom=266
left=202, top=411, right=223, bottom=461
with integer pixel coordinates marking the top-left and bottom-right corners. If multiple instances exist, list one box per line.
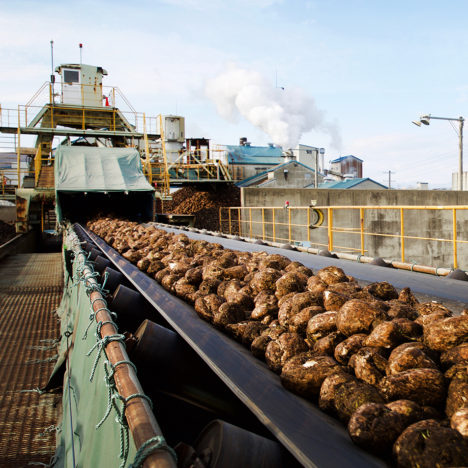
left=260, top=162, right=322, bottom=188
left=349, top=180, right=385, bottom=190
left=241, top=188, right=468, bottom=269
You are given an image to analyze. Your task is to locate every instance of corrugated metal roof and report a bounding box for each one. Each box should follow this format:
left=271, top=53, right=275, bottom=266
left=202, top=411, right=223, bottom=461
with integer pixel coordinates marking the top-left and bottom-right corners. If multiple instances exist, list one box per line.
left=316, top=178, right=387, bottom=189
left=329, top=155, right=363, bottom=164
left=236, top=160, right=318, bottom=187
left=226, top=145, right=283, bottom=165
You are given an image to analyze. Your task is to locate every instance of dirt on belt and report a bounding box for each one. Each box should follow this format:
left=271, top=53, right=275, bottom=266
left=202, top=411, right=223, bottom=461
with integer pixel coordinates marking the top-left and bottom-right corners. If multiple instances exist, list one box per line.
left=0, top=221, right=15, bottom=245
left=161, top=185, right=240, bottom=232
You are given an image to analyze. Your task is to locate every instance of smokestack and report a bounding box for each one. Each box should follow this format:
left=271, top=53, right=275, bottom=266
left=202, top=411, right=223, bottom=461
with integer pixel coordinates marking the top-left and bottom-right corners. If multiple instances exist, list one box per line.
left=239, top=137, right=247, bottom=146
left=282, top=149, right=295, bottom=162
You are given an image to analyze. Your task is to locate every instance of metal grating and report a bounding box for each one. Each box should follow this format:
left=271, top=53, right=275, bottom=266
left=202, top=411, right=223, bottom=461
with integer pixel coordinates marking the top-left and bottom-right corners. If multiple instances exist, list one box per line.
left=0, top=253, right=63, bottom=467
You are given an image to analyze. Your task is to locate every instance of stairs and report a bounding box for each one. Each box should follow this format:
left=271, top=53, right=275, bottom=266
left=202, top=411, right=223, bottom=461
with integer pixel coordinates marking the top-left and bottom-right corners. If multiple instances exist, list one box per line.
left=37, top=165, right=54, bottom=188
left=44, top=208, right=57, bottom=231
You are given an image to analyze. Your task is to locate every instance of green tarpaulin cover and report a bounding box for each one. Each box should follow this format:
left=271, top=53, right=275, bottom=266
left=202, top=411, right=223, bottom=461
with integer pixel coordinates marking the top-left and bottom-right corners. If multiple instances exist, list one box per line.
left=54, top=146, right=154, bottom=192
left=51, top=227, right=140, bottom=467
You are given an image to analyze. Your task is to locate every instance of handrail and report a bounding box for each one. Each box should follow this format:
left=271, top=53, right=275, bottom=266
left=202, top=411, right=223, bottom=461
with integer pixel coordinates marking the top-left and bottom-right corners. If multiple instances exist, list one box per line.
left=34, top=146, right=42, bottom=185
left=222, top=205, right=468, bottom=210
left=114, top=86, right=137, bottom=114
left=25, top=81, right=49, bottom=107
left=219, top=205, right=468, bottom=270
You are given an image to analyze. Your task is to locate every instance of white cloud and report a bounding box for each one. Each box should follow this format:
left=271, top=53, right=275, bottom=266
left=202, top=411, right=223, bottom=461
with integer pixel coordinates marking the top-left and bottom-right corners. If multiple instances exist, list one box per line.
left=205, top=63, right=341, bottom=149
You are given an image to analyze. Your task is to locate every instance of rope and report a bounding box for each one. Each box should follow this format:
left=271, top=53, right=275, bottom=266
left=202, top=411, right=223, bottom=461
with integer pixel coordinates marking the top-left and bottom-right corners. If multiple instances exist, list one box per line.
left=29, top=344, right=59, bottom=351
left=39, top=338, right=61, bottom=345
left=82, top=312, right=96, bottom=340
left=129, top=436, right=178, bottom=468
left=96, top=319, right=119, bottom=337
left=86, top=334, right=125, bottom=382
left=124, top=393, right=153, bottom=409
left=19, top=387, right=45, bottom=395
left=110, top=360, right=138, bottom=377
left=26, top=354, right=59, bottom=365
left=101, top=270, right=109, bottom=294
left=95, top=359, right=157, bottom=468
left=96, top=362, right=144, bottom=429
left=64, top=330, right=77, bottom=468
left=96, top=361, right=117, bottom=430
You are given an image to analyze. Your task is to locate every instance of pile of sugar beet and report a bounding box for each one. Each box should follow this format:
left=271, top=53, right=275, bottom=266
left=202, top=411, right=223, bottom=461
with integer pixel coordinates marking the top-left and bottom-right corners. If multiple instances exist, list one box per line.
left=88, top=218, right=468, bottom=468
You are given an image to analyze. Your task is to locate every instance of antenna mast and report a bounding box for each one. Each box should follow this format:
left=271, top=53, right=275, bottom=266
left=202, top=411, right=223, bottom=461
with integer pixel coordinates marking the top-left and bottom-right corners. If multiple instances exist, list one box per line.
left=50, top=40, right=55, bottom=103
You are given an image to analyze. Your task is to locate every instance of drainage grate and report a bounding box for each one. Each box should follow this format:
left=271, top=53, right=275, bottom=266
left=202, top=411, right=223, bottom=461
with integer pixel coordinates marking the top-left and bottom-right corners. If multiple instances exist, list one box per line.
left=0, top=253, right=63, bottom=467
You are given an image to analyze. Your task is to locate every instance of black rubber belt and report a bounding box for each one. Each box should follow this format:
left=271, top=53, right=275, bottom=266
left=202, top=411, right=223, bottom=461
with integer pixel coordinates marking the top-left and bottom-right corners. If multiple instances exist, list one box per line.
left=78, top=224, right=385, bottom=468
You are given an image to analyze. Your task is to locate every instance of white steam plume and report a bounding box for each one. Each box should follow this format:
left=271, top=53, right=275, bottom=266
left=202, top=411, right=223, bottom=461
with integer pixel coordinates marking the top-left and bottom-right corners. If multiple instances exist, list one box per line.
left=205, top=64, right=341, bottom=150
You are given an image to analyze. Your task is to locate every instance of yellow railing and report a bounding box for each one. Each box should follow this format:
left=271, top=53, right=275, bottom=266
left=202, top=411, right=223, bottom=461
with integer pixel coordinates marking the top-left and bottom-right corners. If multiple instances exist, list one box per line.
left=34, top=146, right=42, bottom=185
left=10, top=104, right=154, bottom=134
left=149, top=161, right=231, bottom=182
left=219, top=205, right=468, bottom=269
left=0, top=167, right=34, bottom=192
left=0, top=170, right=16, bottom=195
left=1, top=79, right=161, bottom=135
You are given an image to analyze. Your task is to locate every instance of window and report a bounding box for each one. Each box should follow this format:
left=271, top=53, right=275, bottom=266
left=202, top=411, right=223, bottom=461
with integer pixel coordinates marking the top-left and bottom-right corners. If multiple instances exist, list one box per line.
left=63, top=69, right=80, bottom=84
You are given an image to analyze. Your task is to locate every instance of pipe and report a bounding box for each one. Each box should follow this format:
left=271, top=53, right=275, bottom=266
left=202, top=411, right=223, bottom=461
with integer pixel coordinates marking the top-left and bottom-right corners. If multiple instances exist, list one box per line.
left=69, top=228, right=176, bottom=468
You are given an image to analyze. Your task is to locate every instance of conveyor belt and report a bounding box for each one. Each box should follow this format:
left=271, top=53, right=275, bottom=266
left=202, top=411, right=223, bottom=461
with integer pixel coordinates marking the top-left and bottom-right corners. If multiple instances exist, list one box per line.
left=0, top=253, right=62, bottom=467
left=157, top=225, right=468, bottom=310
left=78, top=224, right=386, bottom=468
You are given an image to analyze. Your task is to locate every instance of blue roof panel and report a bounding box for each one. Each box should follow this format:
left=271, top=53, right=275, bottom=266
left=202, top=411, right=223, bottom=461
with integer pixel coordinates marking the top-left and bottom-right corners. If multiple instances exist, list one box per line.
left=226, top=145, right=283, bottom=165
left=330, top=155, right=363, bottom=164
left=317, top=178, right=387, bottom=189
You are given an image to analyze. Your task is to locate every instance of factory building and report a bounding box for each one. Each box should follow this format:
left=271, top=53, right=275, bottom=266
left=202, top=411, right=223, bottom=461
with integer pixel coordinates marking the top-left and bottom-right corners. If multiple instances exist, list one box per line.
left=317, top=177, right=387, bottom=190
left=236, top=160, right=323, bottom=188
left=329, top=155, right=363, bottom=179
left=225, top=141, right=283, bottom=181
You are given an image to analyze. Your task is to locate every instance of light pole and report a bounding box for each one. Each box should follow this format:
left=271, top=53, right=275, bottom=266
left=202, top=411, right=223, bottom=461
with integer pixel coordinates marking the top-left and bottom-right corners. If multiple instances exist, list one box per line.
left=412, top=114, right=464, bottom=190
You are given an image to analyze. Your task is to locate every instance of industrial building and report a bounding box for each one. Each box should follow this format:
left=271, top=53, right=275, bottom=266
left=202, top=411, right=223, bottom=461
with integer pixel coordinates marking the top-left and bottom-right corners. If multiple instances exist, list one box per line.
left=329, top=155, right=363, bottom=179
left=0, top=60, right=467, bottom=468
left=317, top=177, right=387, bottom=190
left=236, top=160, right=324, bottom=189
left=224, top=139, right=325, bottom=182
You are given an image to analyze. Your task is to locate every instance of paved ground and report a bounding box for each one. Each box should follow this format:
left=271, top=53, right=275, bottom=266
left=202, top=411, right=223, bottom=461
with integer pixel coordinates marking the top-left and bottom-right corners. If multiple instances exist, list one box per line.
left=0, top=253, right=63, bottom=467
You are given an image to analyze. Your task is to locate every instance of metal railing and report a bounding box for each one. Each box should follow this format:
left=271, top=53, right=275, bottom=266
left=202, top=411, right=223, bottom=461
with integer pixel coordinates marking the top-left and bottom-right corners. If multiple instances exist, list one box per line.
left=149, top=160, right=231, bottom=181
left=1, top=81, right=159, bottom=135
left=0, top=170, right=16, bottom=195
left=219, top=205, right=468, bottom=269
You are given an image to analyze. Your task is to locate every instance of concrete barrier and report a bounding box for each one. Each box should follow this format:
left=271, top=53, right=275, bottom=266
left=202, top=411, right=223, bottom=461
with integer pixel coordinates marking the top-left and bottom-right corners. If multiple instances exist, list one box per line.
left=241, top=188, right=468, bottom=269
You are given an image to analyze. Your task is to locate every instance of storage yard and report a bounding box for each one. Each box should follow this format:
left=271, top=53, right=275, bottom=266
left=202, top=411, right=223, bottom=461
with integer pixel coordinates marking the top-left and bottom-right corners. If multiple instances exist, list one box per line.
left=161, top=185, right=240, bottom=231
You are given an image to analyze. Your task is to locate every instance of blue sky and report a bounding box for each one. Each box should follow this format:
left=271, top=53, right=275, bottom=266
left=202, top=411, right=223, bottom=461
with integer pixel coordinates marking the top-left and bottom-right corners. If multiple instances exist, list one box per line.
left=1, top=0, right=467, bottom=188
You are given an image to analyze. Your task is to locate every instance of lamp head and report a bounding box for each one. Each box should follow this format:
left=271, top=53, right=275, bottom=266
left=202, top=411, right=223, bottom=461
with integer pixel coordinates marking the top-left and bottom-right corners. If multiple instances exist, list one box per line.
left=420, top=115, right=431, bottom=125
left=412, top=120, right=422, bottom=127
